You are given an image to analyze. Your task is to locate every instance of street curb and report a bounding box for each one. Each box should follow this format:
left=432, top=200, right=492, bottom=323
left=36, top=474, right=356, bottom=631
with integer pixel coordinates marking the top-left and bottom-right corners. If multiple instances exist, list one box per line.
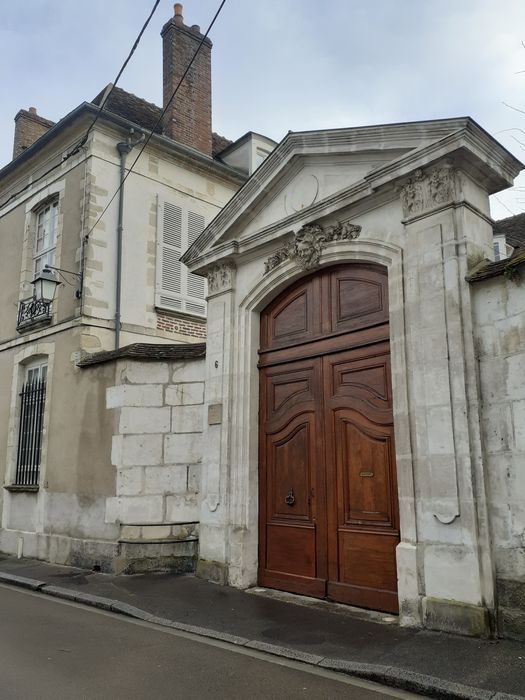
left=0, top=571, right=46, bottom=591
left=0, top=572, right=522, bottom=700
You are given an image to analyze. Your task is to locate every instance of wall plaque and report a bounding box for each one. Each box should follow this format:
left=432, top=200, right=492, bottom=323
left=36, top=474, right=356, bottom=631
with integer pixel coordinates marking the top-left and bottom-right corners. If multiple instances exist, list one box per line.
left=208, top=403, right=223, bottom=425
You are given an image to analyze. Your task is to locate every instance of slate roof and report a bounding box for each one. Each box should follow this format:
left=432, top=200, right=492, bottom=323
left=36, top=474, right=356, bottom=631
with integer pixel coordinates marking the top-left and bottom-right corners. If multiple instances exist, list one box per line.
left=78, top=342, right=206, bottom=367
left=492, top=212, right=525, bottom=250
left=92, top=86, right=232, bottom=157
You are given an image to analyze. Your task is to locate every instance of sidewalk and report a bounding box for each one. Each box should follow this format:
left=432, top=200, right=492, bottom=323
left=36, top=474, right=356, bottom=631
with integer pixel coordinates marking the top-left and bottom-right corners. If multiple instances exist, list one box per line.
left=0, top=554, right=523, bottom=700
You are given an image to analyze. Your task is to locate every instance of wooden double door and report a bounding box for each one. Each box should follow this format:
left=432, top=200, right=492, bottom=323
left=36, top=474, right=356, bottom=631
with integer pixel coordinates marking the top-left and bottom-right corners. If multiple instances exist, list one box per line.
left=258, top=264, right=400, bottom=614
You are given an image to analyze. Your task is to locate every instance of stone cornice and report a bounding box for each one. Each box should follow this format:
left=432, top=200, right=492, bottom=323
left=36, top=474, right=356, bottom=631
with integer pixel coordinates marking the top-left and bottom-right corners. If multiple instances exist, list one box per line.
left=183, top=118, right=522, bottom=269
left=0, top=103, right=245, bottom=211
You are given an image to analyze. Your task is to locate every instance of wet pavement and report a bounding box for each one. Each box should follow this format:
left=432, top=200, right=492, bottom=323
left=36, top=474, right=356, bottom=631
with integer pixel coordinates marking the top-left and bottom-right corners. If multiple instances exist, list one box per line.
left=0, top=554, right=523, bottom=698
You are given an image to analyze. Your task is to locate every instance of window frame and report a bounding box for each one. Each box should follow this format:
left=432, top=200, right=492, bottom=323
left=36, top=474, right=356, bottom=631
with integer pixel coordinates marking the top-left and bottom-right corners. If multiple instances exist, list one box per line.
left=33, top=198, right=58, bottom=276
left=4, top=345, right=54, bottom=494
left=13, top=359, right=48, bottom=487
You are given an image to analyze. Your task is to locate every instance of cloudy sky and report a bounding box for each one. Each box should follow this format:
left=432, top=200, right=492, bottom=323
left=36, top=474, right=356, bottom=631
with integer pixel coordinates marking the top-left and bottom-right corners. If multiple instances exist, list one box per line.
left=2, top=0, right=525, bottom=219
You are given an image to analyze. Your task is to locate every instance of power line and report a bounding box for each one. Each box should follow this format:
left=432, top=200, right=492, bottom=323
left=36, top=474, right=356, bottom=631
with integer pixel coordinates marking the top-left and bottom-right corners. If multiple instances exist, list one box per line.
left=79, top=0, right=161, bottom=147
left=83, top=0, right=227, bottom=244
left=1, top=0, right=161, bottom=210
left=494, top=195, right=517, bottom=217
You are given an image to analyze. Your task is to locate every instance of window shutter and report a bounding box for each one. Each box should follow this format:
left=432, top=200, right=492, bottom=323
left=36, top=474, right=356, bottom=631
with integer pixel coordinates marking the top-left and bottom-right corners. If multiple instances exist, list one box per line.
left=186, top=211, right=206, bottom=304
left=157, top=202, right=183, bottom=311
left=156, top=200, right=207, bottom=317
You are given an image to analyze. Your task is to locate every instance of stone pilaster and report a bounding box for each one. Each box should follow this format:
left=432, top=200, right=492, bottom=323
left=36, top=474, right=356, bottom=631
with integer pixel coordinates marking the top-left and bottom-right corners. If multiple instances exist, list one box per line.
left=196, top=262, right=237, bottom=583
left=401, top=162, right=496, bottom=635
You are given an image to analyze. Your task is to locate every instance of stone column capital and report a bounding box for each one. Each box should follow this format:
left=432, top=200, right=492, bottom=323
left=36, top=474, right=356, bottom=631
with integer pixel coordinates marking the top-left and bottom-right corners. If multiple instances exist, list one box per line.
left=207, top=261, right=236, bottom=295
left=399, top=162, right=456, bottom=220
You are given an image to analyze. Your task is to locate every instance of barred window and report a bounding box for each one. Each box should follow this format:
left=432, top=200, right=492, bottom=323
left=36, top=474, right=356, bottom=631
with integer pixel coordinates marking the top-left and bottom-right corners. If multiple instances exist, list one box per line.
left=15, top=361, right=47, bottom=486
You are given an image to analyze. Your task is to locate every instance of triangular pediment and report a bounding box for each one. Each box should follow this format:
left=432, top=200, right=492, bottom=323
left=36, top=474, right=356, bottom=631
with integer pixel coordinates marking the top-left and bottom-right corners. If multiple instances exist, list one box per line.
left=220, top=149, right=410, bottom=243
left=182, top=118, right=522, bottom=271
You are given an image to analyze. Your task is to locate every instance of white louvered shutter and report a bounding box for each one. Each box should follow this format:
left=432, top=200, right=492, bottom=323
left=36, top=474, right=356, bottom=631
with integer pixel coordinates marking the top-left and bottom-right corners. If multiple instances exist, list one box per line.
left=185, top=211, right=206, bottom=315
left=156, top=200, right=207, bottom=317
left=157, top=202, right=183, bottom=311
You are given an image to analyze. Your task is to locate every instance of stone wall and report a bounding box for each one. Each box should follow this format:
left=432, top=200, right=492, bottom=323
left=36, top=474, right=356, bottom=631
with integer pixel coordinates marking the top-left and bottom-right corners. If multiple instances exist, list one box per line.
left=105, top=356, right=206, bottom=573
left=472, top=273, right=525, bottom=640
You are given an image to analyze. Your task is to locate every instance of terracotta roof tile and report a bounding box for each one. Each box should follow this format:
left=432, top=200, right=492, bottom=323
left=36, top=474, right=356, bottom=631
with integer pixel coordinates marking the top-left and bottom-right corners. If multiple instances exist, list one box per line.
left=91, top=86, right=231, bottom=156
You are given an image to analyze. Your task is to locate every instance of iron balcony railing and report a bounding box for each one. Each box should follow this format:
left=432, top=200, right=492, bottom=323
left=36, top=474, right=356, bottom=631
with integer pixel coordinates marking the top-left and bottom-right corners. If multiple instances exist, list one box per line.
left=17, top=297, right=52, bottom=331
left=15, top=378, right=46, bottom=486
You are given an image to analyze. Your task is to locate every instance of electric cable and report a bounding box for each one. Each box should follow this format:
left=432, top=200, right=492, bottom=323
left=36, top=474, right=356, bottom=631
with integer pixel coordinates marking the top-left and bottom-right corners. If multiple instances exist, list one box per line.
left=1, top=0, right=161, bottom=209
left=83, top=0, right=227, bottom=245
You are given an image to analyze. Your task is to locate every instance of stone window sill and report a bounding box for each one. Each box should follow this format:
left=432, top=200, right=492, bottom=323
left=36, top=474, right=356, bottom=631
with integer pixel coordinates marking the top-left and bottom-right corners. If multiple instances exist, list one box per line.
left=4, top=484, right=39, bottom=493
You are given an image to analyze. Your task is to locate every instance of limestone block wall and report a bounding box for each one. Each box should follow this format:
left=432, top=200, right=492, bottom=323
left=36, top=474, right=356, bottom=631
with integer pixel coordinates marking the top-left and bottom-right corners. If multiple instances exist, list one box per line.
left=105, top=357, right=205, bottom=533
left=472, top=273, right=525, bottom=639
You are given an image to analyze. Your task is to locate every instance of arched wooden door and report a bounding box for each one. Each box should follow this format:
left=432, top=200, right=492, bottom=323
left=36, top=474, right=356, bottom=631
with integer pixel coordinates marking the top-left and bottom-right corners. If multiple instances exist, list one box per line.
left=258, top=263, right=400, bottom=613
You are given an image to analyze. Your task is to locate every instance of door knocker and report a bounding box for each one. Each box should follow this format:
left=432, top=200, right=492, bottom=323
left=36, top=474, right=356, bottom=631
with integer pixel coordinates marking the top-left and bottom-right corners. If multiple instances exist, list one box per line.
left=284, top=488, right=295, bottom=506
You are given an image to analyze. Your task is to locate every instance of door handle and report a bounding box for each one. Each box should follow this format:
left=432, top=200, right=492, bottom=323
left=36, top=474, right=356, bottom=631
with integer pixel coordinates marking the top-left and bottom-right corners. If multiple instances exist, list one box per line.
left=284, top=488, right=295, bottom=506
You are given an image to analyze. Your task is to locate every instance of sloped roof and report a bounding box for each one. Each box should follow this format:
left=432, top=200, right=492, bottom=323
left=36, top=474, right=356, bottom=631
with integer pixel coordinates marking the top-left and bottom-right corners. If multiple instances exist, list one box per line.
left=92, top=85, right=232, bottom=157
left=78, top=342, right=206, bottom=367
left=492, top=212, right=525, bottom=250
left=466, top=250, right=525, bottom=283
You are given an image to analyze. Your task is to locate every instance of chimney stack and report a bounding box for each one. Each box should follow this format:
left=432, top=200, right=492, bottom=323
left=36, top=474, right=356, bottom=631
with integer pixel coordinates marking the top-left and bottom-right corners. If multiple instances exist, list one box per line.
left=161, top=4, right=213, bottom=156
left=13, top=107, right=55, bottom=159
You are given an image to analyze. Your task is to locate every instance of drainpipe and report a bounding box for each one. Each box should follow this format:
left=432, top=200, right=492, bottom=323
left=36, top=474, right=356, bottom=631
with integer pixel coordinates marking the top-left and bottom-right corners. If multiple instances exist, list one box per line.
left=115, top=129, right=144, bottom=350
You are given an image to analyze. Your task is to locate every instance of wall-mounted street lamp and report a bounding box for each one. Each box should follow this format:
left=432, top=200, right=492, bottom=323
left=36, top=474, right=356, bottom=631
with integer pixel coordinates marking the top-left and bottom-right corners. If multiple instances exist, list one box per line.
left=42, top=264, right=82, bottom=299
left=18, top=265, right=83, bottom=333
left=32, top=268, right=60, bottom=302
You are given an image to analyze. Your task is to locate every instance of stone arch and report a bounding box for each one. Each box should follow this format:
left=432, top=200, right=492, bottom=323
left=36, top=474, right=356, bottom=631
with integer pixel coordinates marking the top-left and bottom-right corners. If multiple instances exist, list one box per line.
left=225, top=238, right=421, bottom=625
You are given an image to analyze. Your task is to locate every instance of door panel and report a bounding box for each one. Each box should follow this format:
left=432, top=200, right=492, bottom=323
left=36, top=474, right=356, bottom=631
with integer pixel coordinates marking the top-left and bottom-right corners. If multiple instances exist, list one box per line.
left=260, top=275, right=322, bottom=351
left=259, top=263, right=399, bottom=613
left=338, top=416, right=393, bottom=525
left=324, top=350, right=399, bottom=613
left=259, top=359, right=326, bottom=597
left=326, top=265, right=389, bottom=336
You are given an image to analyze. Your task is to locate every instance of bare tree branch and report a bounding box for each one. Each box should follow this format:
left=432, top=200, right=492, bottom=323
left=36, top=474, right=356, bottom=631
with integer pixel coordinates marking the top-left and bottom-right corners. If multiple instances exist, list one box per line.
left=502, top=101, right=525, bottom=116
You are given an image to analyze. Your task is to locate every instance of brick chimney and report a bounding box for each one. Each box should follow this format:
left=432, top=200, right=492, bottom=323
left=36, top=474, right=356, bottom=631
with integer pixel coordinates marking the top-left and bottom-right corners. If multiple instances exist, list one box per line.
left=161, top=4, right=212, bottom=156
left=13, top=107, right=55, bottom=159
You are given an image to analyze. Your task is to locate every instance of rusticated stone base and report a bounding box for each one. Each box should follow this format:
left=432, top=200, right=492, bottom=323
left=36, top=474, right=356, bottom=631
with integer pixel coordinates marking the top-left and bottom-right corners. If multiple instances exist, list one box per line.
left=423, top=597, right=491, bottom=638
left=196, top=558, right=228, bottom=585
left=497, top=577, right=525, bottom=641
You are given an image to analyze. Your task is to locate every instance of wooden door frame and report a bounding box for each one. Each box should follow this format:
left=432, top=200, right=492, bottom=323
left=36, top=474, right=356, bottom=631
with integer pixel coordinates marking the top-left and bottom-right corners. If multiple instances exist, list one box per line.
left=226, top=242, right=420, bottom=624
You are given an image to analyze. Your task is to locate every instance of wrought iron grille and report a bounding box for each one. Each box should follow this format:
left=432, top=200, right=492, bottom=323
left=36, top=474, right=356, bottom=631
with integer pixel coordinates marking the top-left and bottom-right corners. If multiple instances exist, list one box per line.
left=15, top=378, right=46, bottom=486
left=17, top=297, right=52, bottom=330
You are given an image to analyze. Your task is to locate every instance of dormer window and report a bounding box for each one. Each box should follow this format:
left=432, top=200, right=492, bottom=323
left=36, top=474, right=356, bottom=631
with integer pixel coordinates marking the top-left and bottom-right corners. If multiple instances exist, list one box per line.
left=493, top=234, right=514, bottom=262
left=34, top=199, right=58, bottom=275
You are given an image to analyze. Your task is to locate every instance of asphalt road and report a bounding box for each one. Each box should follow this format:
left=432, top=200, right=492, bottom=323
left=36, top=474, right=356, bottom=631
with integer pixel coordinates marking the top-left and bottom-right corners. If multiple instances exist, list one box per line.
left=0, top=585, right=424, bottom=700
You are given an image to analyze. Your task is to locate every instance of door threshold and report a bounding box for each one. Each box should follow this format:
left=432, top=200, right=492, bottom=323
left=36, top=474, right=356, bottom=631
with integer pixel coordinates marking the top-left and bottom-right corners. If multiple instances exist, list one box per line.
left=246, top=586, right=399, bottom=626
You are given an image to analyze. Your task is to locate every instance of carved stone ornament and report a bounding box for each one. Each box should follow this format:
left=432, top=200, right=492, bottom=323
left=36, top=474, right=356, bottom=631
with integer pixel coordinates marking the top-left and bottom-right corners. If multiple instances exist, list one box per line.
left=207, top=262, right=236, bottom=294
left=264, top=221, right=361, bottom=275
left=399, top=165, right=455, bottom=218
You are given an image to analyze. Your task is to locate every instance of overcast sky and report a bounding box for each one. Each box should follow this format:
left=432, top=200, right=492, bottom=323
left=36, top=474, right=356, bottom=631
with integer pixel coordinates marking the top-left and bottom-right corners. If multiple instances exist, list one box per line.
left=2, top=0, right=525, bottom=219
